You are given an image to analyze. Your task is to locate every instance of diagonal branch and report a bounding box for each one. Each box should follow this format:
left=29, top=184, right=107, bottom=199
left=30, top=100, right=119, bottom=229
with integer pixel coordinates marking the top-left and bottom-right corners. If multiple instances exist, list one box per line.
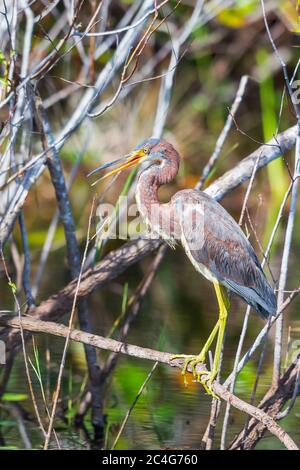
left=0, top=314, right=297, bottom=451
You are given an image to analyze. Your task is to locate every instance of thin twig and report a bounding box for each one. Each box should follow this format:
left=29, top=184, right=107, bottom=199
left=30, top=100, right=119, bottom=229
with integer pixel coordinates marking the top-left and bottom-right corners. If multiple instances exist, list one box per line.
left=43, top=198, right=95, bottom=449
left=196, top=75, right=249, bottom=190
left=111, top=362, right=158, bottom=450
left=0, top=251, right=46, bottom=437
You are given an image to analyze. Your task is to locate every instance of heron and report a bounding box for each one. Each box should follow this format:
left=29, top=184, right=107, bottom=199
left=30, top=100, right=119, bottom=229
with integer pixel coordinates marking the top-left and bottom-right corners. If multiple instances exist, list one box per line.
left=88, top=138, right=276, bottom=396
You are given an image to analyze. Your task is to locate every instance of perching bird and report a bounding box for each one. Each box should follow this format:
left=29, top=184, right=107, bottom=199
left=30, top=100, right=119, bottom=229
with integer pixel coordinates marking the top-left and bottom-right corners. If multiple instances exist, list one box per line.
left=88, top=138, right=276, bottom=396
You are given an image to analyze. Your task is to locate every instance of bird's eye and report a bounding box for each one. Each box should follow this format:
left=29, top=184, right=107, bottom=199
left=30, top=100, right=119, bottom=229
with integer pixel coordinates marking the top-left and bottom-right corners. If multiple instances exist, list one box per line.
left=143, top=147, right=150, bottom=155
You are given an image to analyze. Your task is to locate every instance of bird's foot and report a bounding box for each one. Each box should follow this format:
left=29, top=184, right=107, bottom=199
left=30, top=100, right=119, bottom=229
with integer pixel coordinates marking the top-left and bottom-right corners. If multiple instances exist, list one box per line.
left=196, top=370, right=219, bottom=400
left=170, top=354, right=219, bottom=399
left=170, top=353, right=206, bottom=387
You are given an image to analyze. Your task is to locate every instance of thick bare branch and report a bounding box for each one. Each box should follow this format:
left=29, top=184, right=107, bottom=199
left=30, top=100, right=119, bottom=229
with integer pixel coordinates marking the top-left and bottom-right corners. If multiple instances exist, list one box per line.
left=0, top=314, right=297, bottom=451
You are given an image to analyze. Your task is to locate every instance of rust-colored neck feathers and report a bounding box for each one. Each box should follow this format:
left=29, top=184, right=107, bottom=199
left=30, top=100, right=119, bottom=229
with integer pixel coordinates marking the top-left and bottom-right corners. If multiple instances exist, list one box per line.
left=136, top=140, right=180, bottom=235
left=137, top=140, right=180, bottom=205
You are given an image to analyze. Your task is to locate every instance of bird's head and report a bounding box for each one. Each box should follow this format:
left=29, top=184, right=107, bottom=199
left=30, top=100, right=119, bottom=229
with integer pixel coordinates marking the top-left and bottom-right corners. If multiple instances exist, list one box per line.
left=87, top=138, right=180, bottom=184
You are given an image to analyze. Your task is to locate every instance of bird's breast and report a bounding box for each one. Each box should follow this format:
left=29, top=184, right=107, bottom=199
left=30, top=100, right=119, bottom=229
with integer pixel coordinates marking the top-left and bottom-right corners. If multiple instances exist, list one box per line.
left=135, top=189, right=180, bottom=245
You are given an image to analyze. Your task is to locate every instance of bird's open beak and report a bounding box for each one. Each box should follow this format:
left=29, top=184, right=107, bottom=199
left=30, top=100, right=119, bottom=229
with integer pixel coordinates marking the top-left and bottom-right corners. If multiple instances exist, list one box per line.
left=87, top=149, right=146, bottom=183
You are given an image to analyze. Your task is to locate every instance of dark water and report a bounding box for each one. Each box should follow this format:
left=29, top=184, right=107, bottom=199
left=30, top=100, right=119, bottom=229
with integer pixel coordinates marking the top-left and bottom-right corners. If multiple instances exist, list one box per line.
left=1, top=246, right=300, bottom=450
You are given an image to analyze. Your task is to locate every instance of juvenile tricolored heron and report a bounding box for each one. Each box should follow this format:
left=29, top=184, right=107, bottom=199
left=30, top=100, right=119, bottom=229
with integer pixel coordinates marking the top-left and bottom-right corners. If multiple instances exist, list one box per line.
left=88, top=138, right=276, bottom=396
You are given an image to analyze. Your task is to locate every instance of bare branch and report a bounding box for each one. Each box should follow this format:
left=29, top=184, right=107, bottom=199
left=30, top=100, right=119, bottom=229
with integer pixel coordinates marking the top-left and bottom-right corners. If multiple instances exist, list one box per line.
left=0, top=313, right=297, bottom=451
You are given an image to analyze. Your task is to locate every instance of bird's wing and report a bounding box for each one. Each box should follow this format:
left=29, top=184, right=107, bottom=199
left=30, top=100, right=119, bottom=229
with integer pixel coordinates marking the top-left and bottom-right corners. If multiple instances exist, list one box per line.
left=172, top=190, right=276, bottom=318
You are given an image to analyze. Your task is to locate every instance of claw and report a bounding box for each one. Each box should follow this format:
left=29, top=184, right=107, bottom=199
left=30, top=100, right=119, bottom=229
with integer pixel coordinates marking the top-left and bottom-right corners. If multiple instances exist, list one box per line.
left=170, top=354, right=220, bottom=398
left=170, top=354, right=197, bottom=385
left=196, top=370, right=220, bottom=400
left=170, top=354, right=219, bottom=397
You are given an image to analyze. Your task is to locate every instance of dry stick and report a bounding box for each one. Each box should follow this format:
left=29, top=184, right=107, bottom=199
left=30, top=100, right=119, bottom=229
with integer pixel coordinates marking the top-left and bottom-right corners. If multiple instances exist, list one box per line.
left=29, top=336, right=61, bottom=448
left=35, top=96, right=104, bottom=434
left=201, top=398, right=221, bottom=450
left=85, top=6, right=175, bottom=111
left=0, top=0, right=154, bottom=247
left=260, top=0, right=300, bottom=121
left=32, top=135, right=88, bottom=297
left=111, top=362, right=159, bottom=450
left=196, top=75, right=249, bottom=191
left=18, top=212, right=35, bottom=307
left=273, top=135, right=300, bottom=386
left=0, top=0, right=82, bottom=111
left=87, top=0, right=178, bottom=119
left=0, top=252, right=46, bottom=438
left=276, top=360, right=300, bottom=420
left=0, top=1, right=34, bottom=204
left=94, top=0, right=143, bottom=59
left=9, top=242, right=23, bottom=308
left=9, top=403, right=32, bottom=450
left=57, top=0, right=154, bottom=142
left=115, top=3, right=226, bottom=96
left=43, top=198, right=95, bottom=449
left=228, top=353, right=300, bottom=450
left=0, top=314, right=297, bottom=451
left=88, top=0, right=97, bottom=84
left=153, top=0, right=204, bottom=138
left=206, top=125, right=297, bottom=202
left=33, top=0, right=61, bottom=22
left=82, top=0, right=170, bottom=38
left=24, top=1, right=84, bottom=81
left=239, top=315, right=271, bottom=449
left=260, top=0, right=300, bottom=388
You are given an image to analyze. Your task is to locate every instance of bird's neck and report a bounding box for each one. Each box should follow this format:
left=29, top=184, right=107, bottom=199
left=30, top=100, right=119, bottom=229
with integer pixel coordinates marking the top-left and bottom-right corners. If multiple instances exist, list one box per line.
left=136, top=169, right=160, bottom=212
left=136, top=164, right=178, bottom=239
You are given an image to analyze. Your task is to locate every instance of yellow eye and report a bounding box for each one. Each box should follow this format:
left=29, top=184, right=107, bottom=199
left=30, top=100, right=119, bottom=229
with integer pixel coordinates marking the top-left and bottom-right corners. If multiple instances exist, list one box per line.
left=143, top=147, right=150, bottom=155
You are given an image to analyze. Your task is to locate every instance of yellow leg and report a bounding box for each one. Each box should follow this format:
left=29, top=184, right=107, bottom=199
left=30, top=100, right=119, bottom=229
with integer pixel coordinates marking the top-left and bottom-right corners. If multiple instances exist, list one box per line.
left=197, top=283, right=229, bottom=394
left=170, top=281, right=230, bottom=398
left=171, top=320, right=220, bottom=379
left=198, top=320, right=220, bottom=361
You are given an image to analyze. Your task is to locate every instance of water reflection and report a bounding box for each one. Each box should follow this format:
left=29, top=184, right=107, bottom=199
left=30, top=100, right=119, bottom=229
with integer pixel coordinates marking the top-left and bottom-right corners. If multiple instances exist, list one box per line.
left=1, top=247, right=299, bottom=450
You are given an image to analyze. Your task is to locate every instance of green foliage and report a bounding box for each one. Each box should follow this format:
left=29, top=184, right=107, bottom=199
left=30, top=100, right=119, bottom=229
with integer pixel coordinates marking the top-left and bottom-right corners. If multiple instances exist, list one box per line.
left=2, top=393, right=29, bottom=401
left=234, top=362, right=257, bottom=394
left=8, top=281, right=17, bottom=294
left=0, top=49, right=8, bottom=88
left=218, top=0, right=258, bottom=28
left=256, top=48, right=288, bottom=248
left=27, top=226, right=65, bottom=248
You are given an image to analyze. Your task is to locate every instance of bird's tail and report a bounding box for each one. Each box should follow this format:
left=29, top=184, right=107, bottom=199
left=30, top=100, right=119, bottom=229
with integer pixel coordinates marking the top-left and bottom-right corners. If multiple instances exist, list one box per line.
left=255, top=296, right=276, bottom=320
left=224, top=277, right=277, bottom=320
